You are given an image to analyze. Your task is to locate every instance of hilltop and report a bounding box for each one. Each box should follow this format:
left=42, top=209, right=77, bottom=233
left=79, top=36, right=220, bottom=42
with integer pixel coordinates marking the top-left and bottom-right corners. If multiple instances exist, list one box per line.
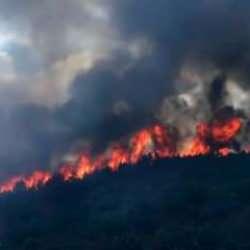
left=1, top=155, right=250, bottom=250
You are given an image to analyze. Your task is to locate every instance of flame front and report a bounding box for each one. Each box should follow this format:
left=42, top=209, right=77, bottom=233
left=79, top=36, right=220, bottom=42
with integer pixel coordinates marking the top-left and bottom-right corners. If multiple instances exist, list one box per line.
left=0, top=117, right=244, bottom=194
left=0, top=171, right=51, bottom=193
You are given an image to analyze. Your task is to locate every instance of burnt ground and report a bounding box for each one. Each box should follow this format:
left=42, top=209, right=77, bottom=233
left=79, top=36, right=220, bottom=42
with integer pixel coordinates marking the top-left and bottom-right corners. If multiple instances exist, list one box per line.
left=1, top=155, right=250, bottom=250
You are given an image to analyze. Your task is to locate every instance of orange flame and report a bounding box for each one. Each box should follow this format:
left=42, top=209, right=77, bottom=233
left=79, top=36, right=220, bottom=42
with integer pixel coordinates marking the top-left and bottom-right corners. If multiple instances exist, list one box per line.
left=129, top=128, right=153, bottom=164
left=0, top=170, right=51, bottom=194
left=151, top=124, right=174, bottom=158
left=179, top=122, right=210, bottom=157
left=107, top=145, right=129, bottom=171
left=0, top=117, right=244, bottom=195
left=23, top=170, right=52, bottom=189
left=211, top=117, right=242, bottom=142
left=75, top=155, right=93, bottom=179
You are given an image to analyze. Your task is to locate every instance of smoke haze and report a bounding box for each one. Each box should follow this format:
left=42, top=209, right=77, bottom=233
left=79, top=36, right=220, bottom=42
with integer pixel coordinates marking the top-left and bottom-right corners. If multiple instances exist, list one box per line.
left=0, top=0, right=250, bottom=179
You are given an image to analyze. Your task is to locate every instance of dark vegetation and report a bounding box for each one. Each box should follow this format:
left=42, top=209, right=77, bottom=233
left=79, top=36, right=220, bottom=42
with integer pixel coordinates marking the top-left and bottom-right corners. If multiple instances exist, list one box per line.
left=1, top=155, right=250, bottom=250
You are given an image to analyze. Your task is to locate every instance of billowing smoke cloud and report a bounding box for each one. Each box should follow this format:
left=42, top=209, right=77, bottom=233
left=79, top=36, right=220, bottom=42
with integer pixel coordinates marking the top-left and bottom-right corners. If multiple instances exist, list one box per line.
left=1, top=0, right=250, bottom=179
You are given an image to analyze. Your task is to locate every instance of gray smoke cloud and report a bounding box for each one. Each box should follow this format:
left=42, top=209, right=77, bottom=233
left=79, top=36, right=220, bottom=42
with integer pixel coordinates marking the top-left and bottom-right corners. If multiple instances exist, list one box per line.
left=0, top=0, right=250, bottom=178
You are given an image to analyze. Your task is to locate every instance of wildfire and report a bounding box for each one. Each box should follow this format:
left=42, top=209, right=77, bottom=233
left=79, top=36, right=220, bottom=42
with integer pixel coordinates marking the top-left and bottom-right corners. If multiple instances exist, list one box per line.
left=211, top=117, right=242, bottom=143
left=0, top=176, right=23, bottom=194
left=23, top=170, right=52, bottom=189
left=129, top=128, right=153, bottom=164
left=107, top=145, right=129, bottom=171
left=0, top=117, right=244, bottom=195
left=0, top=171, right=51, bottom=194
left=179, top=122, right=210, bottom=157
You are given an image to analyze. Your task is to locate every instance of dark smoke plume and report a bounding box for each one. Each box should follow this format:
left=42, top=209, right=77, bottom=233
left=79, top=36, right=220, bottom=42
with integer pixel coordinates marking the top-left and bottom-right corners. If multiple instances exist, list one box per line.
left=1, top=0, right=250, bottom=179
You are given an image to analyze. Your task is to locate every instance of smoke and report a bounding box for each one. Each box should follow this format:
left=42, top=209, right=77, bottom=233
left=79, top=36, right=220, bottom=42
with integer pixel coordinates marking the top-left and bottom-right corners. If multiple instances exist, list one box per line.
left=1, top=0, right=250, bottom=179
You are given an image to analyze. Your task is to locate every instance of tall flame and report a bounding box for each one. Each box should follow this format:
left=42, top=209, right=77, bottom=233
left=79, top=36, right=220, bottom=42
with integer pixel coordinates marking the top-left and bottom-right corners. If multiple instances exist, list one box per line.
left=0, top=117, right=243, bottom=195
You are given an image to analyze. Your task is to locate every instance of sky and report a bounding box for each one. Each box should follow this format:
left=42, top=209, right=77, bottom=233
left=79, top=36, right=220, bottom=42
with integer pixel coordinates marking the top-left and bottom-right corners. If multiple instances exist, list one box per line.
left=1, top=0, right=250, bottom=179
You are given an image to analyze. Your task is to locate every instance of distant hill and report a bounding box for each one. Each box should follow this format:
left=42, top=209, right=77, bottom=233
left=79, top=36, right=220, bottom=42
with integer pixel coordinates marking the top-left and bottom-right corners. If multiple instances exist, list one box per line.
left=1, top=155, right=250, bottom=250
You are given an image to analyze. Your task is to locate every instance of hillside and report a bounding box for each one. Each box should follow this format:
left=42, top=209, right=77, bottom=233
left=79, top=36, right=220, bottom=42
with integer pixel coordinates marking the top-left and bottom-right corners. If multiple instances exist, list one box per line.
left=1, top=155, right=250, bottom=250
